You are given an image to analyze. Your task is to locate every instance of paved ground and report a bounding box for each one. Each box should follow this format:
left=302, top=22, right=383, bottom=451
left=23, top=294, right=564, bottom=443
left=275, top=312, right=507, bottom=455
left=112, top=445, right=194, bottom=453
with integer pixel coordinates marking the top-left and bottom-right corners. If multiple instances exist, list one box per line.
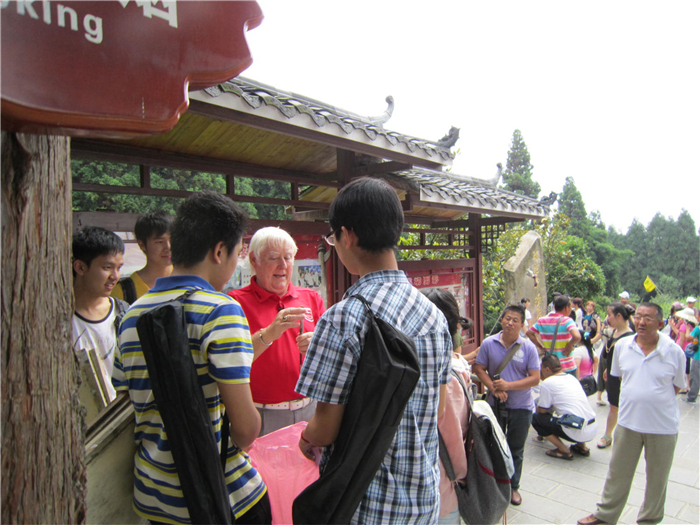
left=502, top=394, right=700, bottom=524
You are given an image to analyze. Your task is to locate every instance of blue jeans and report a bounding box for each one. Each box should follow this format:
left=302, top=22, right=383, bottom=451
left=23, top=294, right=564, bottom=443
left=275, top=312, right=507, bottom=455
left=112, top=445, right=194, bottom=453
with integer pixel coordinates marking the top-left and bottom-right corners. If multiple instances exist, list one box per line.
left=504, top=408, right=533, bottom=490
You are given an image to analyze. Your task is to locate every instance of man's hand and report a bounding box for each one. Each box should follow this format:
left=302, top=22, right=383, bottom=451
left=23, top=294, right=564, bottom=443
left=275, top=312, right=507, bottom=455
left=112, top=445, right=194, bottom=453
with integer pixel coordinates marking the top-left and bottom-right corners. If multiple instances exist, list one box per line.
left=493, top=390, right=508, bottom=402
left=492, top=378, right=509, bottom=391
left=603, top=369, right=608, bottom=382
left=298, top=432, right=323, bottom=465
left=297, top=332, right=313, bottom=355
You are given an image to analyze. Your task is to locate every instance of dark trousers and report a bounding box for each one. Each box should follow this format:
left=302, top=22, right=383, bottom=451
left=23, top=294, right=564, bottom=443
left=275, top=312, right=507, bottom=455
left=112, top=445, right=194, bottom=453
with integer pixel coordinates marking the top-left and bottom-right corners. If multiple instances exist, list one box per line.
left=503, top=408, right=532, bottom=491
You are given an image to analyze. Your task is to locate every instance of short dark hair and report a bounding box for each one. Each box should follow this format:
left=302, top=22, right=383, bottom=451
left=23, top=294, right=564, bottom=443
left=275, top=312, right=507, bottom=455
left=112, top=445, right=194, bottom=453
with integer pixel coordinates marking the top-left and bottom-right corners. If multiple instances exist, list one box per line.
left=520, top=297, right=530, bottom=304
left=637, top=302, right=664, bottom=321
left=134, top=210, right=173, bottom=244
left=170, top=192, right=248, bottom=268
left=502, top=304, right=526, bottom=323
left=422, top=288, right=460, bottom=336
left=553, top=294, right=571, bottom=312
left=73, top=226, right=124, bottom=267
left=541, top=353, right=561, bottom=372
left=329, top=177, right=403, bottom=252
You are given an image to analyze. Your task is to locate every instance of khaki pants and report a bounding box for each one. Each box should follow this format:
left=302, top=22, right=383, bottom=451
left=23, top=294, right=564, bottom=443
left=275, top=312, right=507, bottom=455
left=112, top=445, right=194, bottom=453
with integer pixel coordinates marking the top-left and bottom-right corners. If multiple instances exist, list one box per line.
left=595, top=425, right=677, bottom=524
left=257, top=399, right=317, bottom=437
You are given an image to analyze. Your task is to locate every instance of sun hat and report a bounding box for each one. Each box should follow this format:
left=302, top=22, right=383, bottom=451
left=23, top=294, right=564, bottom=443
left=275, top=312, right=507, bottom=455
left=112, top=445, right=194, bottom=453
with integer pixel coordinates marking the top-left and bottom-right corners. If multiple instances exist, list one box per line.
left=673, top=302, right=684, bottom=310
left=687, top=296, right=697, bottom=304
left=675, top=308, right=698, bottom=325
left=619, top=291, right=630, bottom=299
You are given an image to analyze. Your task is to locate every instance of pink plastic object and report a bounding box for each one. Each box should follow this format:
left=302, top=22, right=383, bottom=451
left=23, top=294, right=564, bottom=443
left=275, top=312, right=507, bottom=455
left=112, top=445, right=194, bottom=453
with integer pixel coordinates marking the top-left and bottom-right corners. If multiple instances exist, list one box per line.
left=248, top=422, right=320, bottom=524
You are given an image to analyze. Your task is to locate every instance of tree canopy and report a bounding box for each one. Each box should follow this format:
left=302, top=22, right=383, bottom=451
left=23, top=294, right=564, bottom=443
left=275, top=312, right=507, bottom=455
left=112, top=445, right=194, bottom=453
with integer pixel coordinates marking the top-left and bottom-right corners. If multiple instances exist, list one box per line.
left=501, top=129, right=541, bottom=198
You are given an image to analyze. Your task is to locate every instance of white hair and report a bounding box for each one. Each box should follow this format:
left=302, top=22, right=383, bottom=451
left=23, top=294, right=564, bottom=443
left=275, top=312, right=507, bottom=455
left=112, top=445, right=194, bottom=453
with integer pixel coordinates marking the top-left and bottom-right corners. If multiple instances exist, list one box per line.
left=248, top=227, right=298, bottom=268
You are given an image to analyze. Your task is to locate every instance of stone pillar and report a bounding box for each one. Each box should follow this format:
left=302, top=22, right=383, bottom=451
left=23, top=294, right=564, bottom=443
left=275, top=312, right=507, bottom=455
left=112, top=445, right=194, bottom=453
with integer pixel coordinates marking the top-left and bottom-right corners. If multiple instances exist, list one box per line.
left=503, top=231, right=547, bottom=321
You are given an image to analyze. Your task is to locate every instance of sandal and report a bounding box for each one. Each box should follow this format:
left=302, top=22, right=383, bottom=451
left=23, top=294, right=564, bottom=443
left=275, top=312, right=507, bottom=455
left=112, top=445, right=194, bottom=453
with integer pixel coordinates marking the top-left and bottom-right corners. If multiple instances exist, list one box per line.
left=570, top=443, right=591, bottom=457
left=576, top=514, right=608, bottom=525
left=546, top=448, right=574, bottom=460
left=597, top=435, right=612, bottom=449
left=532, top=435, right=545, bottom=443
left=596, top=400, right=607, bottom=406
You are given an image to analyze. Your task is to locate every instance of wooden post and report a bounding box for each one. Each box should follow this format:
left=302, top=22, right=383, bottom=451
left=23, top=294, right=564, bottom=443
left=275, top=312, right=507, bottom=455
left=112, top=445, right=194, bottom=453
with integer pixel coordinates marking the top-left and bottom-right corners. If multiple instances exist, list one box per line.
left=1, top=132, right=87, bottom=523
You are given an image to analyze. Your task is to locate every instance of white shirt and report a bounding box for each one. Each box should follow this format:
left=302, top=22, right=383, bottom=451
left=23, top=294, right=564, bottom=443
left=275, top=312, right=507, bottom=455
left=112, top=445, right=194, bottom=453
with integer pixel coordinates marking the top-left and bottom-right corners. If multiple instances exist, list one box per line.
left=538, top=373, right=597, bottom=443
left=72, top=298, right=119, bottom=401
left=612, top=332, right=685, bottom=435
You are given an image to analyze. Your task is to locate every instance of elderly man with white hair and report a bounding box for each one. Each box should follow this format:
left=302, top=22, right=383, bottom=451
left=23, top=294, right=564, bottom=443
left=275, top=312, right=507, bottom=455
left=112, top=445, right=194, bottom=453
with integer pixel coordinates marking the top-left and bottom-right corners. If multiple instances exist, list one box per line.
left=229, top=227, right=325, bottom=436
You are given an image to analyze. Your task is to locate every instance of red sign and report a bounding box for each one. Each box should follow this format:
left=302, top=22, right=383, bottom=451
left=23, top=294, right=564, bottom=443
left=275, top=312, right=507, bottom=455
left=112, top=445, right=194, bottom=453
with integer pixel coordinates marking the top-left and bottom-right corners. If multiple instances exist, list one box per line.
left=1, top=1, right=263, bottom=137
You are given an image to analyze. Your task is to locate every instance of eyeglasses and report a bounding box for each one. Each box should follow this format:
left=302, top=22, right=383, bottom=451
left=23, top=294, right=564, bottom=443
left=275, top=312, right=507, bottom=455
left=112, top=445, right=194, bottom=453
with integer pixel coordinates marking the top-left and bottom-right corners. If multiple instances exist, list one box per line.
left=633, top=315, right=658, bottom=323
left=324, top=230, right=338, bottom=246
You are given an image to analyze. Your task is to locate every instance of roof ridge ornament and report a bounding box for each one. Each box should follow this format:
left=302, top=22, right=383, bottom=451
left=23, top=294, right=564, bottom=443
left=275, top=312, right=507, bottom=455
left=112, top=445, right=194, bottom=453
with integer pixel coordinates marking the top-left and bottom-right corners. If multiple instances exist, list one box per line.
left=437, top=126, right=460, bottom=148
left=368, top=96, right=394, bottom=128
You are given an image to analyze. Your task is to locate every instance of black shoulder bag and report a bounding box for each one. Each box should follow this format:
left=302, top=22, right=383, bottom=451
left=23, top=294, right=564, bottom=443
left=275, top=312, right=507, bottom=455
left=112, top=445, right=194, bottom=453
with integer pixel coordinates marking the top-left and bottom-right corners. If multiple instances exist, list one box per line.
left=136, top=289, right=233, bottom=524
left=292, top=294, right=421, bottom=524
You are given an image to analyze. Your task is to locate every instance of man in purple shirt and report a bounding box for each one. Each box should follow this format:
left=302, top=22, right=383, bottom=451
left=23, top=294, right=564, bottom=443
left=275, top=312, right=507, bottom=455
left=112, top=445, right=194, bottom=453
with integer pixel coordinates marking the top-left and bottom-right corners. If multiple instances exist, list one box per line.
left=474, top=304, right=541, bottom=507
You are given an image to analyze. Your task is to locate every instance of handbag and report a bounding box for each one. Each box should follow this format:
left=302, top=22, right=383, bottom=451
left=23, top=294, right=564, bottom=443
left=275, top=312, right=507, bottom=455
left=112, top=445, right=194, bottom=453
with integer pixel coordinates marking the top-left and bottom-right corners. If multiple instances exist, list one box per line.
left=684, top=342, right=698, bottom=359
left=439, top=372, right=512, bottom=525
left=579, top=375, right=597, bottom=397
left=558, top=413, right=585, bottom=429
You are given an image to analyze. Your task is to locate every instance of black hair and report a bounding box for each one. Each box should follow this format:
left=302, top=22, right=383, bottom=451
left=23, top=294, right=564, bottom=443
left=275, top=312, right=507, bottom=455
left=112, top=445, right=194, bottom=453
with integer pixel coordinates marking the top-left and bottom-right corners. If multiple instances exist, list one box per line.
left=170, top=191, right=248, bottom=268
left=638, top=302, right=665, bottom=322
left=502, top=304, right=526, bottom=324
left=134, top=210, right=173, bottom=244
left=72, top=226, right=124, bottom=268
left=541, top=353, right=562, bottom=372
left=520, top=297, right=530, bottom=304
left=329, top=177, right=403, bottom=252
left=609, top=301, right=635, bottom=320
left=553, top=294, right=571, bottom=312
left=459, top=316, right=474, bottom=331
left=422, top=288, right=460, bottom=336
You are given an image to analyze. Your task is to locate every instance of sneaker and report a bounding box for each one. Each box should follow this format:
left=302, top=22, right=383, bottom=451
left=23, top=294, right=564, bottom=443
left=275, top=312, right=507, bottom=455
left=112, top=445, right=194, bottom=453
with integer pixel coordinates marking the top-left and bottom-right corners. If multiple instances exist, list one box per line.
left=684, top=398, right=698, bottom=404
left=596, top=400, right=607, bottom=406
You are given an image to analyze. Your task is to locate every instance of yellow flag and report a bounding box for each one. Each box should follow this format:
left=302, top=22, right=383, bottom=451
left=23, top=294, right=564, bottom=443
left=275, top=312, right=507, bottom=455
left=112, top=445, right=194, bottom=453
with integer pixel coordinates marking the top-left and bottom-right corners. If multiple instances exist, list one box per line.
left=643, top=276, right=656, bottom=292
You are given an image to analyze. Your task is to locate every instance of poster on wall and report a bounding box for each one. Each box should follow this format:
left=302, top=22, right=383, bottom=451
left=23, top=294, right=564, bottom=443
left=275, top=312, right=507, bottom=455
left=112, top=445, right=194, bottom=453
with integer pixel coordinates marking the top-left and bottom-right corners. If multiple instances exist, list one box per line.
left=406, top=272, right=467, bottom=319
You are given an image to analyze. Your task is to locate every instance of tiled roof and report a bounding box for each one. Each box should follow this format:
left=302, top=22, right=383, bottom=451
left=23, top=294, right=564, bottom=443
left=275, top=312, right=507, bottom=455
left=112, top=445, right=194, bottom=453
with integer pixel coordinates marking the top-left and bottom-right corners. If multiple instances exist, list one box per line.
left=391, top=167, right=549, bottom=218
left=203, top=77, right=455, bottom=162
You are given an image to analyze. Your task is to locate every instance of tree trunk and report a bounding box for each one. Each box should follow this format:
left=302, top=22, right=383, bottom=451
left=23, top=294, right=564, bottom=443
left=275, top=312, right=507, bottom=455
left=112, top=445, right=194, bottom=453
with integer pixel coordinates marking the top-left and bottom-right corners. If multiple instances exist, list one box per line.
left=1, top=132, right=86, bottom=523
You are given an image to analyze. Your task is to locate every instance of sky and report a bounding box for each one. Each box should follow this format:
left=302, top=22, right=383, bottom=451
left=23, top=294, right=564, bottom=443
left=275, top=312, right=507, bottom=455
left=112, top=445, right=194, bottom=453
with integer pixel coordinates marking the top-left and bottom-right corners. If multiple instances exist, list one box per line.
left=242, top=0, right=699, bottom=233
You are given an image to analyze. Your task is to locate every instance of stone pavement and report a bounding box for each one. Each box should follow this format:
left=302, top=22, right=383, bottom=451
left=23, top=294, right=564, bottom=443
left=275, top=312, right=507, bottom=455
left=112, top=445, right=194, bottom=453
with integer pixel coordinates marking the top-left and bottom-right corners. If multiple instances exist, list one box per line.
left=502, top=394, right=700, bottom=524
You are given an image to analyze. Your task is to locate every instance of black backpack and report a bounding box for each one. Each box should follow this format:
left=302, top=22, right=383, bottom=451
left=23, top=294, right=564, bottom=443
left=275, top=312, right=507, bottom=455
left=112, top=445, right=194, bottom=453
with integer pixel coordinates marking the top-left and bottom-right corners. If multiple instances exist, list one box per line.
left=136, top=289, right=233, bottom=524
left=118, top=276, right=137, bottom=304
left=292, top=295, right=421, bottom=524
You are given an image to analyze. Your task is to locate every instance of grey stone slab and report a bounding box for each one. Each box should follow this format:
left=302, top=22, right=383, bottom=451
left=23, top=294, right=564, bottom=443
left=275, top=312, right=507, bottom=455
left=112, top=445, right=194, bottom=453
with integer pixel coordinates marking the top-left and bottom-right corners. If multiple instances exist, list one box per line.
left=507, top=490, right=573, bottom=524
left=663, top=496, right=690, bottom=518
left=676, top=502, right=700, bottom=523
left=568, top=458, right=612, bottom=480
left=667, top=481, right=700, bottom=506
left=669, top=464, right=700, bottom=488
left=531, top=463, right=606, bottom=495
left=507, top=509, right=556, bottom=524
left=519, top=471, right=559, bottom=496
left=548, top=484, right=601, bottom=512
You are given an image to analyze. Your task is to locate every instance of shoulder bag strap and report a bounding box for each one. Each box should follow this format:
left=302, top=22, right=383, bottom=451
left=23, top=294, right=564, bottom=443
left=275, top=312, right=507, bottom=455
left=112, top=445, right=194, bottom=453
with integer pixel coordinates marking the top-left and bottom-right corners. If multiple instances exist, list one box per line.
left=437, top=430, right=457, bottom=482
left=494, top=342, right=522, bottom=377
left=546, top=317, right=564, bottom=356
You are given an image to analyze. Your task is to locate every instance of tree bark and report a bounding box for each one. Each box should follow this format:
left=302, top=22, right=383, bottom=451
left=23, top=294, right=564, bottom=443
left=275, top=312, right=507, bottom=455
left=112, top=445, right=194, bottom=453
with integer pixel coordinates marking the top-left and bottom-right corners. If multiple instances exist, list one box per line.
left=1, top=132, right=86, bottom=523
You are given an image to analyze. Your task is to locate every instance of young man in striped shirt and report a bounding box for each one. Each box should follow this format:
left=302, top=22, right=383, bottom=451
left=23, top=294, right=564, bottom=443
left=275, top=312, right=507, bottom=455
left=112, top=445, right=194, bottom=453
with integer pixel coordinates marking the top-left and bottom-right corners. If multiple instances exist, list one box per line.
left=113, top=192, right=270, bottom=524
left=527, top=294, right=582, bottom=374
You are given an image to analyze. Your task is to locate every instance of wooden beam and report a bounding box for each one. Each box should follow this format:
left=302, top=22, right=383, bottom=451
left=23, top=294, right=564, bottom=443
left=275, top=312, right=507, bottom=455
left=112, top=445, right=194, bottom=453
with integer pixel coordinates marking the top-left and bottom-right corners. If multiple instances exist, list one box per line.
left=336, top=149, right=355, bottom=186
left=71, top=139, right=342, bottom=188
left=360, top=161, right=413, bottom=175
left=73, top=211, right=331, bottom=235
left=398, top=245, right=474, bottom=251
left=72, top=183, right=331, bottom=209
left=292, top=209, right=329, bottom=221
left=139, top=165, right=150, bottom=188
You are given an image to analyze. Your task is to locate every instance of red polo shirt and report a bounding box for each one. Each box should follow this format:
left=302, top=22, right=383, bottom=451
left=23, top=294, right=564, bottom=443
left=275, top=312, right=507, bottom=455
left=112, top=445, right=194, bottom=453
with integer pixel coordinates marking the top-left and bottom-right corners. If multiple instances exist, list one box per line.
left=229, top=277, right=326, bottom=404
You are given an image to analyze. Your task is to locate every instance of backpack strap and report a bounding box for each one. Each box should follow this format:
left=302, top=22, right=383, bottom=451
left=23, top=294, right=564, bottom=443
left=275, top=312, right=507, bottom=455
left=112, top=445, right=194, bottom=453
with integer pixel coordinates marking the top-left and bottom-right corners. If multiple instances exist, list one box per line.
left=119, top=276, right=137, bottom=305
left=546, top=316, right=564, bottom=356
left=113, top=297, right=130, bottom=332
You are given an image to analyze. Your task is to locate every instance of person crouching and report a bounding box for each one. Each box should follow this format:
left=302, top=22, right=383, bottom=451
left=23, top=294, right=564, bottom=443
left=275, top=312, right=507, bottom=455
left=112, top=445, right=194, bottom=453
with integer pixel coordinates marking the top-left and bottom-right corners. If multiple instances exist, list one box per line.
left=533, top=354, right=598, bottom=460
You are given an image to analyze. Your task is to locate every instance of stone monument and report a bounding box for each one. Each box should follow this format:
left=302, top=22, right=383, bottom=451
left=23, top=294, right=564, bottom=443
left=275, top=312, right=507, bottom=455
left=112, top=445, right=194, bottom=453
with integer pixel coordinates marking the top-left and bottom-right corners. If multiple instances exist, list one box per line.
left=503, top=231, right=547, bottom=321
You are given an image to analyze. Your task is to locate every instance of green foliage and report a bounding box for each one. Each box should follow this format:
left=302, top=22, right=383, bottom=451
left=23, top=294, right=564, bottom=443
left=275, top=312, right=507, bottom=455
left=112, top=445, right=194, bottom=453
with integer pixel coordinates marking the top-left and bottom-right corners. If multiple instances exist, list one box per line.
left=71, top=159, right=290, bottom=220
left=612, top=210, right=700, bottom=298
left=482, top=214, right=606, bottom=330
left=396, top=226, right=468, bottom=261
left=556, top=177, right=631, bottom=296
left=501, top=130, right=541, bottom=198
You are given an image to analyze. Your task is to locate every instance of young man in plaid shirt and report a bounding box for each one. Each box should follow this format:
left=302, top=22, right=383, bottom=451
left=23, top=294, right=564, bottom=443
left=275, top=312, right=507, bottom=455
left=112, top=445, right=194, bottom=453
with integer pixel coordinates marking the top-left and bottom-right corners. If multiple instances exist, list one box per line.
left=296, top=178, right=453, bottom=523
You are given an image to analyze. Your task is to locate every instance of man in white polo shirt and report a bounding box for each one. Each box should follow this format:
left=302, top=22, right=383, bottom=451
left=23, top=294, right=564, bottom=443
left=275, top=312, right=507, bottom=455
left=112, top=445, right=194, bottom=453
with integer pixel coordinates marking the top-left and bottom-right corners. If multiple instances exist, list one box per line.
left=577, top=303, right=685, bottom=525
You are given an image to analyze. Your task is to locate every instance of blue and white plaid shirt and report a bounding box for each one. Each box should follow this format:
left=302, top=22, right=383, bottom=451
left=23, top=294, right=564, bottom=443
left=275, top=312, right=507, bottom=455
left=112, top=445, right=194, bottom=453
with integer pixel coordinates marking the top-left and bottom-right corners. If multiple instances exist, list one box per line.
left=296, top=270, right=453, bottom=524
